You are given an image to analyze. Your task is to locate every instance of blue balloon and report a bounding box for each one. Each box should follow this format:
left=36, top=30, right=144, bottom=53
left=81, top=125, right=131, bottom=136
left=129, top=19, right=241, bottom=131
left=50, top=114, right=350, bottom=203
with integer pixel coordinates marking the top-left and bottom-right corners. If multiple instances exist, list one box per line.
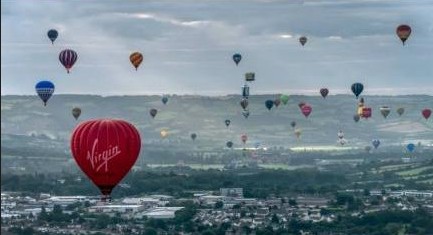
left=351, top=83, right=364, bottom=99
left=372, top=139, right=380, bottom=149
left=35, top=81, right=55, bottom=106
left=233, top=53, right=242, bottom=66
left=406, top=143, right=415, bottom=153
left=265, top=100, right=274, bottom=110
left=47, top=29, right=58, bottom=44
left=162, top=96, right=168, bottom=105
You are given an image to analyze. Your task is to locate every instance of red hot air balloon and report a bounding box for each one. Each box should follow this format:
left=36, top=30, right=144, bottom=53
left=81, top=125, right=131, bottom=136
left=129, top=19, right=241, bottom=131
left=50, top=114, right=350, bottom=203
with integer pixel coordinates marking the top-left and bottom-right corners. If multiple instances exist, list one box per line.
left=59, top=49, right=78, bottom=73
left=362, top=107, right=372, bottom=119
left=241, top=134, right=248, bottom=144
left=301, top=104, right=312, bottom=118
left=422, top=108, right=431, bottom=120
left=396, top=24, right=411, bottom=45
left=70, top=119, right=141, bottom=200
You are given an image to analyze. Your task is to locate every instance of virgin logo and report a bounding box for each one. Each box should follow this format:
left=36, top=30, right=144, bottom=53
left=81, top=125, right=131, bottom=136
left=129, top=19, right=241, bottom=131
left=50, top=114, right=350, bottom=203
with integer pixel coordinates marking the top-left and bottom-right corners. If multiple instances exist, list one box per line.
left=86, top=139, right=121, bottom=172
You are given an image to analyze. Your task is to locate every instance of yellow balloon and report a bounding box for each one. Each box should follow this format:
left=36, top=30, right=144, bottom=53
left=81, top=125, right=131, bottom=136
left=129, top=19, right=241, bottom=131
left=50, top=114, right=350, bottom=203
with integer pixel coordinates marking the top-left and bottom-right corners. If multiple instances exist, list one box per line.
left=160, top=129, right=169, bottom=138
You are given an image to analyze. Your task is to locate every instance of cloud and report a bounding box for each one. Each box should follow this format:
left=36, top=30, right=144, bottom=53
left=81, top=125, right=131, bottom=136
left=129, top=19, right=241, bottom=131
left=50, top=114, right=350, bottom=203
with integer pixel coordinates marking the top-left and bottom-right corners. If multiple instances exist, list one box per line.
left=114, top=12, right=213, bottom=28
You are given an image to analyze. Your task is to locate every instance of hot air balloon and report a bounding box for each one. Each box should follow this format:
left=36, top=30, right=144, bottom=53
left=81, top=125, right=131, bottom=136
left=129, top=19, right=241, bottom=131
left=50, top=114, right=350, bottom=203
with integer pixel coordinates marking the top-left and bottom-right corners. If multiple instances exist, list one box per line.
left=301, top=104, right=312, bottom=118
left=225, top=119, right=231, bottom=127
left=406, top=143, right=415, bottom=153
left=396, top=24, right=411, bottom=45
left=226, top=141, right=233, bottom=148
left=70, top=119, right=141, bottom=200
left=160, top=129, right=168, bottom=138
left=372, top=139, right=380, bottom=149
left=241, top=134, right=248, bottom=144
left=397, top=107, right=405, bottom=116
left=47, top=29, right=58, bottom=45
left=242, top=84, right=250, bottom=98
left=245, top=73, right=255, bottom=82
left=351, top=83, right=364, bottom=99
left=149, top=109, right=158, bottom=118
left=242, top=110, right=250, bottom=119
left=380, top=106, right=391, bottom=118
left=130, top=52, right=143, bottom=70
left=274, top=98, right=281, bottom=108
left=365, top=146, right=372, bottom=153
left=191, top=133, right=197, bottom=141
left=338, top=138, right=347, bottom=146
left=280, top=95, right=289, bottom=105
left=337, top=130, right=344, bottom=139
left=320, top=88, right=329, bottom=98
left=35, top=81, right=55, bottom=106
left=290, top=121, right=296, bottom=129
left=299, top=36, right=307, bottom=46
left=294, top=129, right=302, bottom=139
left=240, top=98, right=249, bottom=110
left=353, top=114, right=360, bottom=123
left=162, top=96, right=168, bottom=105
left=233, top=53, right=242, bottom=66
left=72, top=107, right=81, bottom=120
left=298, top=102, right=306, bottom=109
left=422, top=108, right=431, bottom=120
left=265, top=100, right=274, bottom=110
left=59, top=49, right=78, bottom=73
left=362, top=107, right=372, bottom=119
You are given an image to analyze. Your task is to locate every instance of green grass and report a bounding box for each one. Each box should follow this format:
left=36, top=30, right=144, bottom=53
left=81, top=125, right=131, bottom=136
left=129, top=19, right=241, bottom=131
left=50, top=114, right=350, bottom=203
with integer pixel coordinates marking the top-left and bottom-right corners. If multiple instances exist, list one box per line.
left=396, top=166, right=433, bottom=177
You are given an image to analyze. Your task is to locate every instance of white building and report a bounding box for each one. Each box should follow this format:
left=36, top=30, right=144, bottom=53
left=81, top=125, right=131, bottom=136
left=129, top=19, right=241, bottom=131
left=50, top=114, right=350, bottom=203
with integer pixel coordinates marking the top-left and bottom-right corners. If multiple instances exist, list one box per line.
left=142, top=207, right=184, bottom=219
left=88, top=204, right=144, bottom=213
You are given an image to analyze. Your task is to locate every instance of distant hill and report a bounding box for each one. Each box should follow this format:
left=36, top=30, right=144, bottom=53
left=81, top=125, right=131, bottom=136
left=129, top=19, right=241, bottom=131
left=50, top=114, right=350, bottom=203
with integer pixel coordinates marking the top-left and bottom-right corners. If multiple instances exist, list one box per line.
left=1, top=94, right=433, bottom=149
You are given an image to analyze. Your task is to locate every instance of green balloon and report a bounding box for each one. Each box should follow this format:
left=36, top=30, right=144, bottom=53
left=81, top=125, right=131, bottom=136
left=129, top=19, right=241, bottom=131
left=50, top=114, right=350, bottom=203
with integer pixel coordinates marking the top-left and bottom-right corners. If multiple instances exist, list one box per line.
left=280, top=95, right=289, bottom=105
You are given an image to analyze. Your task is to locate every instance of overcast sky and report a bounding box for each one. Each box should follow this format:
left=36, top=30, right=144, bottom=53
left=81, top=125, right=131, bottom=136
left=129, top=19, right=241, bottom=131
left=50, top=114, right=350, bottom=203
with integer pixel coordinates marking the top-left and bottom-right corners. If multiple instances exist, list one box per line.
left=1, top=0, right=433, bottom=96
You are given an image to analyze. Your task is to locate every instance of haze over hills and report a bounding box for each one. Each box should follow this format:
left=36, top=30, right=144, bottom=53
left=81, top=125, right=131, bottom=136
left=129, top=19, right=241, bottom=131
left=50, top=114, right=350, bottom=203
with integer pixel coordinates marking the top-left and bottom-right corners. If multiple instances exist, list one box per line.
left=2, top=94, right=432, bottom=150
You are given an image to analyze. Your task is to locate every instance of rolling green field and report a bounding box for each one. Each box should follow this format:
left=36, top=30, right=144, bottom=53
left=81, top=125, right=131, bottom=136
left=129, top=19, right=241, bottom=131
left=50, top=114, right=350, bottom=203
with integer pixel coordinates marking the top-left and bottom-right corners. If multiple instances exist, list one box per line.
left=146, top=163, right=314, bottom=170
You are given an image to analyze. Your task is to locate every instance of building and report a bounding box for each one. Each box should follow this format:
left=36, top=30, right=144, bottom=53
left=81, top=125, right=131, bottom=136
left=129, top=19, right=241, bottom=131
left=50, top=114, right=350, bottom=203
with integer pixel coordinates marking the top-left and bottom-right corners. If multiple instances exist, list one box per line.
left=88, top=204, right=144, bottom=214
left=220, top=188, right=243, bottom=198
left=142, top=207, right=184, bottom=219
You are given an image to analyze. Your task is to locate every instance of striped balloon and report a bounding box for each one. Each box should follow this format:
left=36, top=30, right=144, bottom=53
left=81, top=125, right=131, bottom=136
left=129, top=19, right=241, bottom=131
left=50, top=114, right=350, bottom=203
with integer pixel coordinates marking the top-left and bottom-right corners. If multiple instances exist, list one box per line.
left=351, top=83, right=364, bottom=99
left=59, top=49, right=78, bottom=73
left=130, top=52, right=143, bottom=70
left=35, top=81, right=55, bottom=106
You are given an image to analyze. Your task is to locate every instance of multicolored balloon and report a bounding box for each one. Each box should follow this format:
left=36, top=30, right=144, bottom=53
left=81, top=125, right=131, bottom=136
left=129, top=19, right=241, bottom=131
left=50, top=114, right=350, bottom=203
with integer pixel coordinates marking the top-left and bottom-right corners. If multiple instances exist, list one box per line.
left=70, top=119, right=141, bottom=200
left=240, top=98, right=249, bottom=110
left=59, top=49, right=78, bottom=73
left=47, top=29, right=58, bottom=45
left=233, top=53, right=242, bottom=66
left=35, top=81, right=55, bottom=106
left=396, top=24, right=411, bottom=45
left=130, top=52, right=143, bottom=70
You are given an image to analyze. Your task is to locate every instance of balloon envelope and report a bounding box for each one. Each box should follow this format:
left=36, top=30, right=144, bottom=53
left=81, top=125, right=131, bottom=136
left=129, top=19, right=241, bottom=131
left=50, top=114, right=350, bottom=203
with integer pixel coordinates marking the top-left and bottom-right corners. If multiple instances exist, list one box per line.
left=240, top=98, right=249, bottom=110
left=35, top=81, right=55, bottom=106
left=242, top=110, right=250, bottom=119
left=274, top=99, right=281, bottom=107
left=397, top=107, right=405, bottom=116
left=290, top=121, right=296, bottom=128
left=59, top=49, right=78, bottom=73
left=406, top=143, right=415, bottom=153
left=130, top=52, right=143, bottom=70
left=372, top=139, right=380, bottom=149
left=233, top=53, right=242, bottom=65
left=353, top=114, right=360, bottom=123
left=280, top=95, right=289, bottom=105
left=299, top=36, right=307, bottom=46
left=72, top=107, right=81, bottom=120
left=225, top=119, right=231, bottom=127
left=47, top=29, right=58, bottom=44
left=320, top=88, right=329, bottom=98
left=265, top=100, right=274, bottom=110
left=70, top=119, right=141, bottom=198
left=422, top=109, right=431, bottom=120
left=226, top=141, right=233, bottom=148
left=241, top=134, right=248, bottom=144
left=396, top=24, right=411, bottom=45
left=351, top=83, right=364, bottom=99
left=380, top=106, right=391, bottom=118
left=298, top=102, right=306, bottom=109
left=150, top=109, right=158, bottom=118
left=162, top=96, right=168, bottom=105
left=191, top=133, right=197, bottom=141
left=301, top=104, right=312, bottom=118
